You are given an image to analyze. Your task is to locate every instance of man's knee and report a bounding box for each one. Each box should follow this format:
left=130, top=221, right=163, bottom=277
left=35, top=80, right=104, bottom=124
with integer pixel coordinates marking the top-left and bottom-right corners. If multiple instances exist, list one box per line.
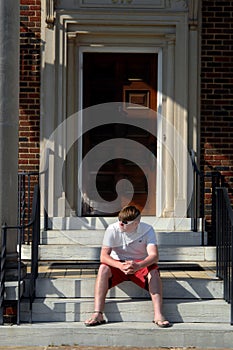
left=148, top=268, right=160, bottom=282
left=98, top=263, right=112, bottom=279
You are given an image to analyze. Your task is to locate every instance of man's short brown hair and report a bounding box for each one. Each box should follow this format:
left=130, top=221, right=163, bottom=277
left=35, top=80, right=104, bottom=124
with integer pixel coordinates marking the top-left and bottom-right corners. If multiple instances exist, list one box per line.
left=118, top=205, right=141, bottom=222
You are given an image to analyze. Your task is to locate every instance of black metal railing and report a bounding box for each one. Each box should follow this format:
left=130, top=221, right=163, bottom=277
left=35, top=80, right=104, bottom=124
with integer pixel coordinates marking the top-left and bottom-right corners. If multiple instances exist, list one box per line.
left=0, top=182, right=40, bottom=325
left=190, top=150, right=225, bottom=245
left=28, top=184, right=40, bottom=323
left=0, top=227, right=6, bottom=324
left=18, top=172, right=39, bottom=244
left=190, top=150, right=204, bottom=236
left=216, top=187, right=233, bottom=326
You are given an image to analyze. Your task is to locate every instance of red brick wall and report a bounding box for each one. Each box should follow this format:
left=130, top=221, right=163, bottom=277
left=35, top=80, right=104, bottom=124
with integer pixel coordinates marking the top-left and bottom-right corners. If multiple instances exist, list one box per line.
left=201, top=0, right=233, bottom=241
left=19, top=0, right=41, bottom=173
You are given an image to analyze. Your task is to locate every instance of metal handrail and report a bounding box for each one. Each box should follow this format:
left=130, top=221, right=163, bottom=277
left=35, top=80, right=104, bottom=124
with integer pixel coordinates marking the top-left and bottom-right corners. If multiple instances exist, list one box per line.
left=190, top=150, right=204, bottom=238
left=0, top=229, right=6, bottom=324
left=190, top=149, right=225, bottom=245
left=216, top=187, right=233, bottom=325
left=0, top=183, right=40, bottom=325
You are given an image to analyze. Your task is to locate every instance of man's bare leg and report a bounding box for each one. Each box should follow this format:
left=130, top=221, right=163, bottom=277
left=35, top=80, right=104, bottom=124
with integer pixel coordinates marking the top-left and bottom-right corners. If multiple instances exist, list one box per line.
left=84, top=264, right=112, bottom=325
left=148, top=269, right=171, bottom=327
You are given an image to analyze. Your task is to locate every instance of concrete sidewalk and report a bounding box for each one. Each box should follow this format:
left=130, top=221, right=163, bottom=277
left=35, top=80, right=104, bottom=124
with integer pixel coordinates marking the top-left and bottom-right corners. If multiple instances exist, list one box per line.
left=0, top=347, right=232, bottom=350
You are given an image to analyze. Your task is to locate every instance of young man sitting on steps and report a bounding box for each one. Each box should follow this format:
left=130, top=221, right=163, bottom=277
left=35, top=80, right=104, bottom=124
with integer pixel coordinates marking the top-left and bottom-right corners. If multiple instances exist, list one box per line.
left=84, top=205, right=171, bottom=328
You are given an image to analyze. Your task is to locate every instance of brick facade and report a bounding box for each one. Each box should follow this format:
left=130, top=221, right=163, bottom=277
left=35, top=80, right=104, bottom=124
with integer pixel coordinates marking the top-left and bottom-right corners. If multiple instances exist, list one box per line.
left=18, top=1, right=233, bottom=239
left=201, top=0, right=233, bottom=241
left=19, top=0, right=41, bottom=173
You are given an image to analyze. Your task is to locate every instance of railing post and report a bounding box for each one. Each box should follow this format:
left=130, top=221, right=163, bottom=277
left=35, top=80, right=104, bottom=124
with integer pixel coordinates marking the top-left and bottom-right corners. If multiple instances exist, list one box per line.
left=211, top=173, right=218, bottom=245
left=29, top=184, right=40, bottom=323
left=231, top=224, right=233, bottom=326
left=200, top=173, right=205, bottom=245
left=215, top=187, right=233, bottom=325
left=0, top=226, right=7, bottom=325
left=216, top=188, right=223, bottom=279
left=194, top=165, right=198, bottom=232
left=27, top=175, right=31, bottom=244
left=18, top=173, right=26, bottom=244
left=190, top=149, right=207, bottom=245
left=16, top=226, right=23, bottom=326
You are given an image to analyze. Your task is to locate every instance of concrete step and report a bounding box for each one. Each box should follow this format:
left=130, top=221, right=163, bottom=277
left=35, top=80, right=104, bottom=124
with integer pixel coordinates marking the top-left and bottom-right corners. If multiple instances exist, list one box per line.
left=0, top=321, right=233, bottom=348
left=28, top=277, right=223, bottom=299
left=51, top=216, right=202, bottom=231
left=20, top=298, right=230, bottom=324
left=4, top=280, right=24, bottom=300
left=41, top=229, right=205, bottom=246
left=22, top=244, right=216, bottom=261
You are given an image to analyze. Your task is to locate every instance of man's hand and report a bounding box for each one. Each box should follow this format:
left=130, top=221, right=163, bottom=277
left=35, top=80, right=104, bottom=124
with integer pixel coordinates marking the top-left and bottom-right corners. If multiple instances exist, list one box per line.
left=122, top=260, right=140, bottom=275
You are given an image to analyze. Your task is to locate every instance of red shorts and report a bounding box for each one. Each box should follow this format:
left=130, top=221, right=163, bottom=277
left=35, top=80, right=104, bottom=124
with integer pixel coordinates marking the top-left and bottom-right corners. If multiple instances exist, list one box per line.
left=103, top=260, right=159, bottom=291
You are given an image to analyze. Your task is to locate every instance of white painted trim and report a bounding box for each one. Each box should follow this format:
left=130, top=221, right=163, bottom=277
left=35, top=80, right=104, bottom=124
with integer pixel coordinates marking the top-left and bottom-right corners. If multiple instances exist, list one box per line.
left=40, top=4, right=198, bottom=220
left=79, top=0, right=166, bottom=9
left=156, top=48, right=163, bottom=217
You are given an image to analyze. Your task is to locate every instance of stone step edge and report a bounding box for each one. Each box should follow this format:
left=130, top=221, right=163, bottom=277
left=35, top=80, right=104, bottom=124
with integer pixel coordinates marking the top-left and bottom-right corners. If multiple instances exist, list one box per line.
left=19, top=298, right=230, bottom=324
left=21, top=245, right=216, bottom=262
left=0, top=322, right=232, bottom=348
left=28, top=278, right=222, bottom=299
left=50, top=217, right=202, bottom=231
left=41, top=230, right=206, bottom=246
left=21, top=297, right=227, bottom=303
left=4, top=281, right=24, bottom=300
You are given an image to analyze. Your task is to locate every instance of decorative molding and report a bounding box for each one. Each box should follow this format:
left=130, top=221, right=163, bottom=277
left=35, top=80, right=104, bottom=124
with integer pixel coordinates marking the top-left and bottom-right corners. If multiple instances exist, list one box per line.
left=170, top=0, right=188, bottom=10
left=165, top=34, right=176, bottom=44
left=111, top=0, right=133, bottom=4
left=46, top=0, right=55, bottom=29
left=80, top=0, right=165, bottom=9
left=125, top=90, right=150, bottom=109
left=67, top=33, right=77, bottom=40
left=188, top=0, right=199, bottom=30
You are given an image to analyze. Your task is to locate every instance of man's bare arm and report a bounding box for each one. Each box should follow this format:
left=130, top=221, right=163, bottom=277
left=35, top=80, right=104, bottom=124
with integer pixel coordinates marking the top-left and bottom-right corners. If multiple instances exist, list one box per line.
left=100, top=246, right=127, bottom=272
left=123, top=245, right=159, bottom=274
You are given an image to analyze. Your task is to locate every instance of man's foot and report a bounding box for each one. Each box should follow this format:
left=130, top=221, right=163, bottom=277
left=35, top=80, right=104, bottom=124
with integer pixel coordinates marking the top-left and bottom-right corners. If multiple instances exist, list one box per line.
left=84, top=311, right=106, bottom=327
left=153, top=319, right=171, bottom=328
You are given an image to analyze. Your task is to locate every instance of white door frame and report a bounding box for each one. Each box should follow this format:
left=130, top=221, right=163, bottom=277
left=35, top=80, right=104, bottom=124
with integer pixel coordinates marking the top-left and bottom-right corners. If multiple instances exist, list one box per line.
left=40, top=4, right=198, bottom=226
left=77, top=46, right=163, bottom=217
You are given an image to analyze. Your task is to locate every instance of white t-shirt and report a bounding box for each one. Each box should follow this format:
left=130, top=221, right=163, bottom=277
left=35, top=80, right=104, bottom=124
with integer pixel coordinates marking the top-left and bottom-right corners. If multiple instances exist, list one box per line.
left=102, top=221, right=157, bottom=261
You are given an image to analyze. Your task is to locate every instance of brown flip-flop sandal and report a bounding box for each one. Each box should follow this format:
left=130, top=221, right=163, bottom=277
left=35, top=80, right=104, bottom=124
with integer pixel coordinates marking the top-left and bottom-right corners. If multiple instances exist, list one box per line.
left=84, top=311, right=106, bottom=327
left=153, top=319, right=171, bottom=328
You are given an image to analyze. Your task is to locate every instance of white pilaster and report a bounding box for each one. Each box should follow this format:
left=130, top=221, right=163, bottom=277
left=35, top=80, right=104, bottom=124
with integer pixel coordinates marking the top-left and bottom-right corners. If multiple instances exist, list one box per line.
left=0, top=0, right=20, bottom=254
left=187, top=0, right=201, bottom=216
left=163, top=35, right=175, bottom=217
